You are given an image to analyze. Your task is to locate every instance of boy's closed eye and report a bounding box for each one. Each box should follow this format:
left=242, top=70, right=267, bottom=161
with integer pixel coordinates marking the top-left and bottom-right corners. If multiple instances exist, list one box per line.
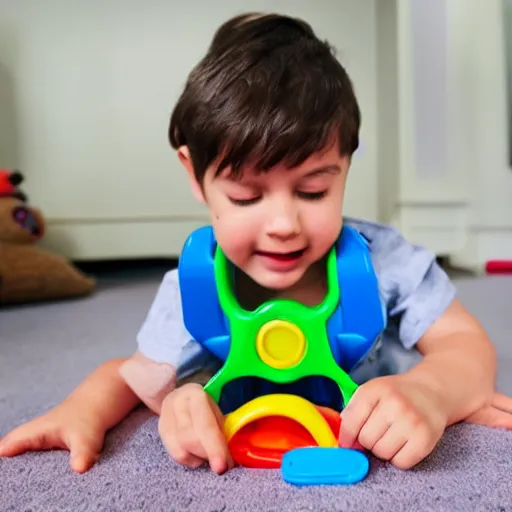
left=228, top=190, right=328, bottom=206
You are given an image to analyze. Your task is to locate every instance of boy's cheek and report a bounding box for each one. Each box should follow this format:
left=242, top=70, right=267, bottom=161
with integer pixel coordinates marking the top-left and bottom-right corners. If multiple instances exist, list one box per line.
left=304, top=206, right=343, bottom=245
left=212, top=212, right=258, bottom=253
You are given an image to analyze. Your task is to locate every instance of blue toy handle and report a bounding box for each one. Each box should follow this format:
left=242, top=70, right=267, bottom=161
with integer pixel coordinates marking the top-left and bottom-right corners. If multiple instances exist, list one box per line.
left=178, top=226, right=230, bottom=360
left=326, top=226, right=386, bottom=371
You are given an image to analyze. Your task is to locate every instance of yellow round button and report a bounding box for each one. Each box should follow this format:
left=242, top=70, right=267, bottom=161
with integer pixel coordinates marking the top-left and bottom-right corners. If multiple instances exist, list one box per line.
left=256, top=320, right=306, bottom=369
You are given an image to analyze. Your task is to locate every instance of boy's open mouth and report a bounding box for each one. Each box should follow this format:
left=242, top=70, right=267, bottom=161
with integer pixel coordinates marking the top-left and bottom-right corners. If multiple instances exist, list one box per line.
left=255, top=248, right=306, bottom=261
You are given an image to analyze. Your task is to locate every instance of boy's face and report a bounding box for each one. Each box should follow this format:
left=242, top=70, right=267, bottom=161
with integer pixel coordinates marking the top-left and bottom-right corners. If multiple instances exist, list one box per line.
left=180, top=143, right=349, bottom=291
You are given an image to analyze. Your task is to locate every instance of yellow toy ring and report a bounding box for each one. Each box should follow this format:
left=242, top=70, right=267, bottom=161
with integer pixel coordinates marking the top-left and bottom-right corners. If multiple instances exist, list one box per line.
left=223, top=394, right=338, bottom=447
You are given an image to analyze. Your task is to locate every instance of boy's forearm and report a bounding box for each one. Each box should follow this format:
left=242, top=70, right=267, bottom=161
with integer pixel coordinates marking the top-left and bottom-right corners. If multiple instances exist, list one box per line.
left=64, top=358, right=141, bottom=432
left=407, top=333, right=497, bottom=426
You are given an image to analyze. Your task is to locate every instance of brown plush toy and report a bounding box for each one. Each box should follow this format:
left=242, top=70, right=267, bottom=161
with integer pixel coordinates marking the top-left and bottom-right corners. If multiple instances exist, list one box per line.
left=0, top=170, right=96, bottom=305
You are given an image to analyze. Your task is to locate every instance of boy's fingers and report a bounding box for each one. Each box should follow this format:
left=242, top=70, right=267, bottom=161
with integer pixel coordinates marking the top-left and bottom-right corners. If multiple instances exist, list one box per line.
left=209, top=398, right=234, bottom=469
left=192, top=393, right=232, bottom=474
left=67, top=433, right=102, bottom=473
left=339, top=387, right=380, bottom=449
left=390, top=439, right=424, bottom=471
left=390, top=425, right=437, bottom=471
left=356, top=401, right=392, bottom=451
left=173, top=394, right=195, bottom=435
left=173, top=394, right=208, bottom=459
left=466, top=404, right=512, bottom=430
left=491, top=392, right=512, bottom=414
left=369, top=421, right=408, bottom=462
left=158, top=400, right=204, bottom=468
left=0, top=425, right=65, bottom=456
left=209, top=398, right=235, bottom=470
left=69, top=447, right=100, bottom=473
left=163, top=428, right=204, bottom=468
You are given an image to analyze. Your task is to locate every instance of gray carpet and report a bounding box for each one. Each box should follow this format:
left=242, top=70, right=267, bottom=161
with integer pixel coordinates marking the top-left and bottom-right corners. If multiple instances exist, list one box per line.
left=1, top=270, right=512, bottom=512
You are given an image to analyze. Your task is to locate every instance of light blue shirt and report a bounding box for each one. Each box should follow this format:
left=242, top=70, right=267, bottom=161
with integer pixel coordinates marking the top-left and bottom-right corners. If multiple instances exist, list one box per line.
left=136, top=218, right=456, bottom=389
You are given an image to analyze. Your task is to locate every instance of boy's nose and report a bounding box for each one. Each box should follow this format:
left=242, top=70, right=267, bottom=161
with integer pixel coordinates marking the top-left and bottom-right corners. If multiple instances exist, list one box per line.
left=266, top=204, right=301, bottom=239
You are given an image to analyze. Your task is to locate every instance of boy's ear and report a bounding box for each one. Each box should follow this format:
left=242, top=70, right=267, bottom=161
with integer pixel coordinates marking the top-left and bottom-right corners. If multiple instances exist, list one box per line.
left=178, top=146, right=206, bottom=204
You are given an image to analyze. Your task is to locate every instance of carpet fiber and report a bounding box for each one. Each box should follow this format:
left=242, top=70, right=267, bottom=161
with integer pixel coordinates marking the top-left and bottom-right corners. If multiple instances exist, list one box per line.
left=1, top=270, right=512, bottom=512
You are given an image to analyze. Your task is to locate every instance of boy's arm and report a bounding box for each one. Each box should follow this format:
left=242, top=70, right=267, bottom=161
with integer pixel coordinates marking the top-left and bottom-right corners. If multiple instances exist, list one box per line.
left=0, top=358, right=141, bottom=473
left=119, top=269, right=218, bottom=415
left=339, top=297, right=511, bottom=469
left=119, top=350, right=216, bottom=415
left=119, top=351, right=178, bottom=415
left=65, top=358, right=142, bottom=432
left=405, top=299, right=498, bottom=425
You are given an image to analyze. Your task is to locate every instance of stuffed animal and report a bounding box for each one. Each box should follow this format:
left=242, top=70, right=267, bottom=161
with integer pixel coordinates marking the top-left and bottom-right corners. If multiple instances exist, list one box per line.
left=0, top=169, right=96, bottom=305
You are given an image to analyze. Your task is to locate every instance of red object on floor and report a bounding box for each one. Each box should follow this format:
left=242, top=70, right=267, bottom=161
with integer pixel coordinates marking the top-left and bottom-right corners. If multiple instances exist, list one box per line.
left=228, top=406, right=342, bottom=469
left=0, top=169, right=18, bottom=196
left=485, top=260, right=512, bottom=274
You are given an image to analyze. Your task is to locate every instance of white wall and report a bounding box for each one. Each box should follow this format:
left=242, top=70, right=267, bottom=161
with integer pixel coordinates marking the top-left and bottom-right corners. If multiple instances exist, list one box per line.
left=0, top=0, right=378, bottom=259
left=375, top=0, right=398, bottom=223
left=451, top=0, right=512, bottom=268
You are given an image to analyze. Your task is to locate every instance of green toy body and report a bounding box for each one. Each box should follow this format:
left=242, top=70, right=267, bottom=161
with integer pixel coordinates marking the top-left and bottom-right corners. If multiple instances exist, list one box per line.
left=205, top=244, right=359, bottom=406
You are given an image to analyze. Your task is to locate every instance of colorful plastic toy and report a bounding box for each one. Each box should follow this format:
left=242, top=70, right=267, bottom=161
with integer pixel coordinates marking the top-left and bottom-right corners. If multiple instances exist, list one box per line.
left=281, top=446, right=370, bottom=486
left=178, top=225, right=385, bottom=483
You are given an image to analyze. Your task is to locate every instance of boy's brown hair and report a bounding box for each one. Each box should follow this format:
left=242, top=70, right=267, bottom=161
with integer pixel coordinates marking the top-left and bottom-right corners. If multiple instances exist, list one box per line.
left=169, top=12, right=360, bottom=182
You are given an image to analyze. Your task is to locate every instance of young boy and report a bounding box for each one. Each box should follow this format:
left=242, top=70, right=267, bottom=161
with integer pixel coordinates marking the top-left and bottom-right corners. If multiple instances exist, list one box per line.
left=1, top=12, right=511, bottom=477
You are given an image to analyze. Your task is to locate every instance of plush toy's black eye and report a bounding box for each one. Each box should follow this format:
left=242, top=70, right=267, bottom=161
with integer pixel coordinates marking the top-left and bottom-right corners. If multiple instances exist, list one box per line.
left=8, top=170, right=24, bottom=186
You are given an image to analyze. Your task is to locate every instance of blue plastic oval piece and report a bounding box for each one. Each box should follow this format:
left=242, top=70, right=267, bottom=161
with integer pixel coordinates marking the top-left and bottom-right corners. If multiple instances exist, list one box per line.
left=281, top=447, right=369, bottom=486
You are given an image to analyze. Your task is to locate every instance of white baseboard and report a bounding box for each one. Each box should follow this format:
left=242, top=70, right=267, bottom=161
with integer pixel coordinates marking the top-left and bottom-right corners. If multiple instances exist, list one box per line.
left=450, top=226, right=512, bottom=272
left=39, top=217, right=210, bottom=260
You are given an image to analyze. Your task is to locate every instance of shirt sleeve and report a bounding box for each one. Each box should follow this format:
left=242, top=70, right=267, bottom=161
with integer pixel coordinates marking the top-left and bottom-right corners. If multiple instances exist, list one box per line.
left=345, top=218, right=457, bottom=349
left=136, top=269, right=220, bottom=379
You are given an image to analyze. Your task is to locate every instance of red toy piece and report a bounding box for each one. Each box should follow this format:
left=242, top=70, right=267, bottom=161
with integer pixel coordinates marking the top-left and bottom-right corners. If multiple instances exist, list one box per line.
left=0, top=169, right=27, bottom=202
left=226, top=405, right=368, bottom=468
left=486, top=260, right=512, bottom=274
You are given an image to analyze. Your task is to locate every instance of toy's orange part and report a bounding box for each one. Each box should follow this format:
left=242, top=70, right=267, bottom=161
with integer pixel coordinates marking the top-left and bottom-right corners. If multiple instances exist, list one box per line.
left=228, top=406, right=342, bottom=468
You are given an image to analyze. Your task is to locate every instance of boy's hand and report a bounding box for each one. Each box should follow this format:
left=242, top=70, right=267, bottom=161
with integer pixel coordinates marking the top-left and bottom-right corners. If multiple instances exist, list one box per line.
left=0, top=399, right=106, bottom=473
left=464, top=392, right=512, bottom=429
left=339, top=374, right=448, bottom=470
left=158, top=383, right=234, bottom=475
